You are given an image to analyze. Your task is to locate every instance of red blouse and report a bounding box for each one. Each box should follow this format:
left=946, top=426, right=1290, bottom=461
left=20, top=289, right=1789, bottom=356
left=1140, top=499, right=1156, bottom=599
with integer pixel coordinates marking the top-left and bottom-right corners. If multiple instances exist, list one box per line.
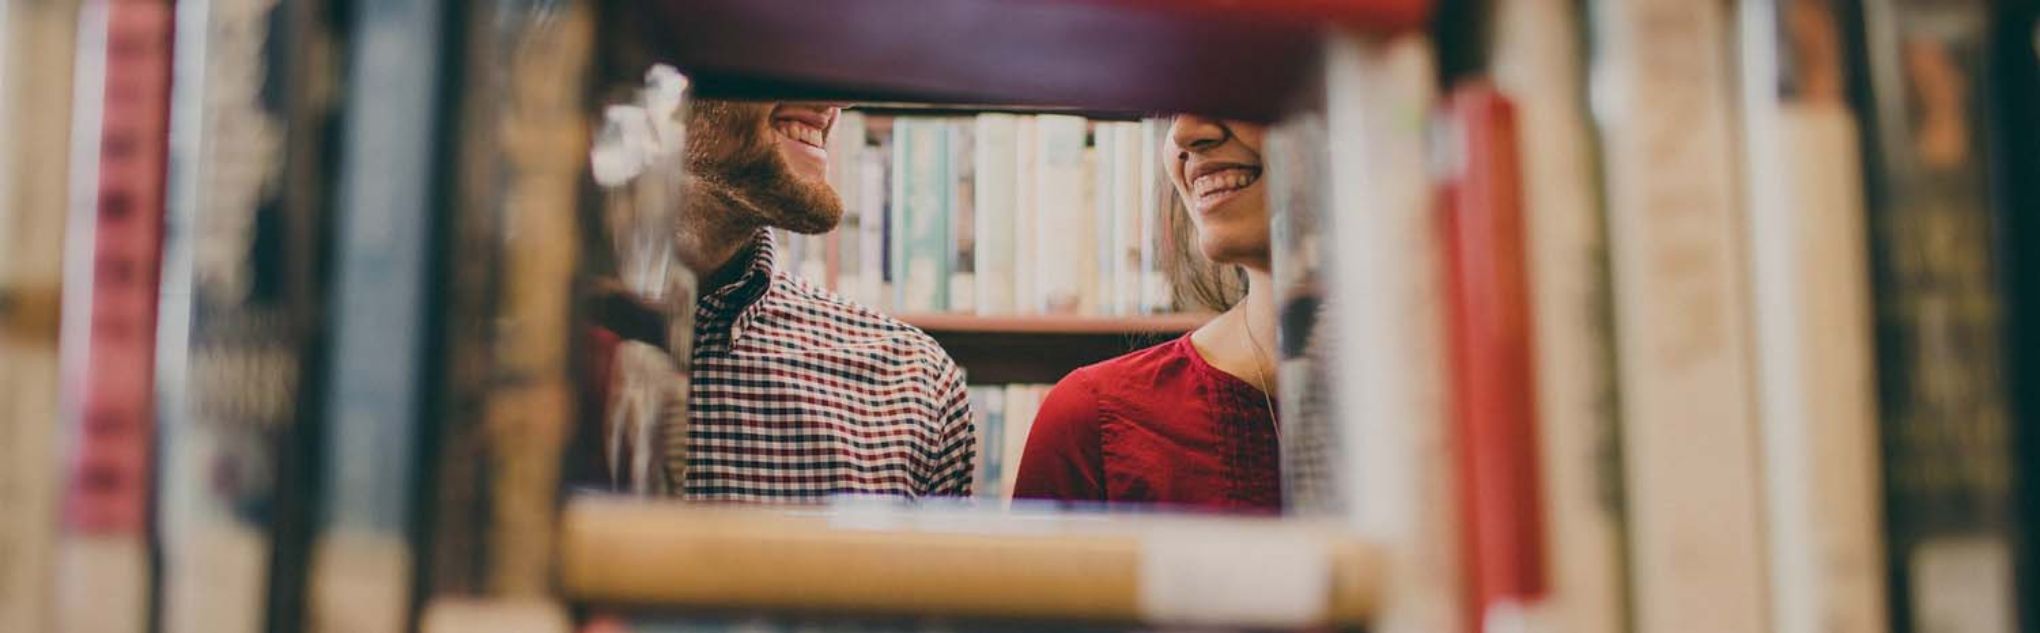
left=1012, top=334, right=1282, bottom=513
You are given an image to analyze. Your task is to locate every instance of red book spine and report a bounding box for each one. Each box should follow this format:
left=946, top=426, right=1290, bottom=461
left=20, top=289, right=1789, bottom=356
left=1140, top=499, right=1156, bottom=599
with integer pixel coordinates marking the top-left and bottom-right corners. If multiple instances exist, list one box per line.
left=64, top=0, right=173, bottom=534
left=1438, top=82, right=1547, bottom=632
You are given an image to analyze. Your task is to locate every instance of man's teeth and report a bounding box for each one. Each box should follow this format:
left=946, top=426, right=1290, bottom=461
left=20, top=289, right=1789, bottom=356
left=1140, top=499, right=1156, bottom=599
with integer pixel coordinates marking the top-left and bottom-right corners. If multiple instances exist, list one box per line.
left=774, top=121, right=827, bottom=148
left=1193, top=169, right=1261, bottom=197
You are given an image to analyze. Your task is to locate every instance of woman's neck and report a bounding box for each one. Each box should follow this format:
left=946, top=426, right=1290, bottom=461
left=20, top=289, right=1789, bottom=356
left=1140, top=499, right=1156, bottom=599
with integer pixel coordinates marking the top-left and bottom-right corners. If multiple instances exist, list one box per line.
left=1190, top=266, right=1279, bottom=394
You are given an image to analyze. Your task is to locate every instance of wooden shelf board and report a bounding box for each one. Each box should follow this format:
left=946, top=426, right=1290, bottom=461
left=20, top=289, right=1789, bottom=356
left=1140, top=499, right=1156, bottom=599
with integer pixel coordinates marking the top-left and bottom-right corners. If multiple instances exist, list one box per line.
left=561, top=498, right=1381, bottom=625
left=898, top=313, right=1211, bottom=335
left=633, top=0, right=1430, bottom=121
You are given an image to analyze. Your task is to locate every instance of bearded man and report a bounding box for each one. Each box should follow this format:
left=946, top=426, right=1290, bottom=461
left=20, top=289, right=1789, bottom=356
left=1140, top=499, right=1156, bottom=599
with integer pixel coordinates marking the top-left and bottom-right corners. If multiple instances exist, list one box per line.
left=595, top=100, right=975, bottom=501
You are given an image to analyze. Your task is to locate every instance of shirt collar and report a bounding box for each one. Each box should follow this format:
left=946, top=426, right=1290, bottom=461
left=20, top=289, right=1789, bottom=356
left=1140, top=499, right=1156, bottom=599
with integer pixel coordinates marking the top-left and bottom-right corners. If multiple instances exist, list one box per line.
left=694, top=228, right=777, bottom=343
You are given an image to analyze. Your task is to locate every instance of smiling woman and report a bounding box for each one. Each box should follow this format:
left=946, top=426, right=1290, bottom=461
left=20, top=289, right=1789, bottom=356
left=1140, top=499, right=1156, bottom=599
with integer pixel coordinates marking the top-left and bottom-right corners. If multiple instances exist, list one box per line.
left=1011, top=116, right=1285, bottom=513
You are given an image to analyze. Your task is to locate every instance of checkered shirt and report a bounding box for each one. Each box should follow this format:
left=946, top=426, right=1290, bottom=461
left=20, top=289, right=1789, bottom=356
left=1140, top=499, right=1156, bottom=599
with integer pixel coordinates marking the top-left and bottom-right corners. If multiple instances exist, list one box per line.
left=676, top=229, right=975, bottom=500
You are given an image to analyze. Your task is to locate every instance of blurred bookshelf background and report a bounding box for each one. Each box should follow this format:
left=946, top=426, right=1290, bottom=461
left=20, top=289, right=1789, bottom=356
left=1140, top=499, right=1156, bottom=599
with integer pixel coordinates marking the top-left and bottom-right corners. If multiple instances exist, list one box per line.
left=1, top=0, right=2038, bottom=632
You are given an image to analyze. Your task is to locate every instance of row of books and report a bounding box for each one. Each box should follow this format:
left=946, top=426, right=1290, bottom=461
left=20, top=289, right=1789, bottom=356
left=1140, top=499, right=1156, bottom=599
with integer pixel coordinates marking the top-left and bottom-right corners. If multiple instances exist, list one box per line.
left=0, top=0, right=598, bottom=629
left=1259, top=0, right=2040, bottom=632
left=963, top=384, right=1048, bottom=502
left=775, top=113, right=1178, bottom=317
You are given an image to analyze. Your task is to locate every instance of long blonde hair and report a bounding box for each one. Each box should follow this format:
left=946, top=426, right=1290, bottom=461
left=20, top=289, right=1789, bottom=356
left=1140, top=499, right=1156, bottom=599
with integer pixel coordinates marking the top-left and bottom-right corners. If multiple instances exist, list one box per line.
left=1160, top=182, right=1247, bottom=313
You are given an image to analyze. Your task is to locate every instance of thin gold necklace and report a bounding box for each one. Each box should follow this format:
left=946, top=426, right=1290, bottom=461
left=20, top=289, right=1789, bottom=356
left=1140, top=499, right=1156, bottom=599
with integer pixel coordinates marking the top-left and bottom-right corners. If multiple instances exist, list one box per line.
left=1240, top=307, right=1279, bottom=430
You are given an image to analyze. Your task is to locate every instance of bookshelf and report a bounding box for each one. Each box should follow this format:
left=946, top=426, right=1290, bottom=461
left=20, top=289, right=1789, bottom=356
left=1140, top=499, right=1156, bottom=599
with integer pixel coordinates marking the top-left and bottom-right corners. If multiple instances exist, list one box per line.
left=628, top=0, right=1429, bottom=122
left=561, top=498, right=1380, bottom=626
left=901, top=314, right=1210, bottom=384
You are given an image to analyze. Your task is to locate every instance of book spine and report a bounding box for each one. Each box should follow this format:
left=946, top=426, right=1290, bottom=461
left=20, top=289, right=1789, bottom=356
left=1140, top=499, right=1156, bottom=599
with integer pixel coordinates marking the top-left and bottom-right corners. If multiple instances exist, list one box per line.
left=1033, top=115, right=1089, bottom=315
left=422, top=0, right=593, bottom=629
left=1851, top=1, right=2022, bottom=632
left=1437, top=84, right=1549, bottom=633
left=1138, top=118, right=1171, bottom=314
left=1589, top=0, right=1771, bottom=630
left=1737, top=2, right=1889, bottom=633
left=1489, top=0, right=1629, bottom=631
left=1984, top=0, right=2040, bottom=627
left=1112, top=123, right=1143, bottom=317
left=55, top=0, right=173, bottom=629
left=1317, top=34, right=1462, bottom=633
left=307, top=0, right=452, bottom=626
left=0, top=0, right=82, bottom=628
left=153, top=0, right=337, bottom=626
left=1000, top=384, right=1043, bottom=503
left=948, top=119, right=975, bottom=314
left=899, top=119, right=948, bottom=313
left=832, top=112, right=865, bottom=302
left=1091, top=124, right=1117, bottom=316
left=858, top=137, right=887, bottom=309
left=1267, top=95, right=1337, bottom=524
left=972, top=113, right=1017, bottom=316
left=1012, top=116, right=1038, bottom=315
left=825, top=111, right=862, bottom=295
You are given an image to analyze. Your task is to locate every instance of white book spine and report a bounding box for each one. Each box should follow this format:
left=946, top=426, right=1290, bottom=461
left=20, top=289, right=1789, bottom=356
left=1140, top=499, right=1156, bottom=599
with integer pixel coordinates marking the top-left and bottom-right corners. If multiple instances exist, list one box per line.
left=1112, top=123, right=1144, bottom=317
left=1001, top=385, right=1044, bottom=503
left=1139, top=119, right=1172, bottom=313
left=1591, top=0, right=1771, bottom=631
left=1321, top=35, right=1462, bottom=633
left=1737, top=2, right=1888, bottom=632
left=973, top=114, right=1018, bottom=316
left=1012, top=117, right=1038, bottom=315
left=830, top=112, right=866, bottom=302
left=1092, top=125, right=1117, bottom=316
left=1034, top=115, right=1091, bottom=315
left=1491, top=0, right=1628, bottom=631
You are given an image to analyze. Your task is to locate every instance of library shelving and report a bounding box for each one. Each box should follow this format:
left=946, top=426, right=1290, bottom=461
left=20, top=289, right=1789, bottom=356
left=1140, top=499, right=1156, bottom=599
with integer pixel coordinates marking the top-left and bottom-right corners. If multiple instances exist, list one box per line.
left=901, top=314, right=1210, bottom=384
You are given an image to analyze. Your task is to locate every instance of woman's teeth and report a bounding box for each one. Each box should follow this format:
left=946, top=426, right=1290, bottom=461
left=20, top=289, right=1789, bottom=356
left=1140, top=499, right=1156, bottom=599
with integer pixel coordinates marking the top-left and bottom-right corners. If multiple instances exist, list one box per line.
left=1192, top=169, right=1261, bottom=199
left=774, top=120, right=827, bottom=148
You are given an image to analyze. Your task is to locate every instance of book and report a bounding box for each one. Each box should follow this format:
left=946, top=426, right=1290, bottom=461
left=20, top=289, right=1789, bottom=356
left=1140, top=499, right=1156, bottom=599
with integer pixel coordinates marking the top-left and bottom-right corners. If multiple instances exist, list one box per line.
left=873, top=124, right=896, bottom=312
left=1267, top=83, right=1337, bottom=522
left=560, top=498, right=1377, bottom=628
left=967, top=386, right=1006, bottom=500
left=858, top=132, right=888, bottom=310
left=420, top=0, right=596, bottom=630
left=1850, top=1, right=2022, bottom=631
left=1137, top=118, right=1173, bottom=314
left=1588, top=0, right=1773, bottom=630
left=1983, top=0, right=2040, bottom=625
left=1110, top=123, right=1144, bottom=317
left=1488, top=0, right=1628, bottom=631
left=1031, top=115, right=1091, bottom=315
left=1011, top=117, right=1037, bottom=316
left=999, top=384, right=1045, bottom=502
left=891, top=118, right=950, bottom=313
left=1313, top=33, right=1462, bottom=633
left=151, top=0, right=340, bottom=626
left=0, top=0, right=81, bottom=628
left=1435, top=83, right=1549, bottom=633
left=831, top=111, right=866, bottom=301
left=948, top=119, right=975, bottom=313
left=53, top=0, right=174, bottom=629
left=1091, top=123, right=1121, bottom=317
left=1736, top=1, right=1889, bottom=633
left=304, top=0, right=455, bottom=626
left=972, top=113, right=1018, bottom=316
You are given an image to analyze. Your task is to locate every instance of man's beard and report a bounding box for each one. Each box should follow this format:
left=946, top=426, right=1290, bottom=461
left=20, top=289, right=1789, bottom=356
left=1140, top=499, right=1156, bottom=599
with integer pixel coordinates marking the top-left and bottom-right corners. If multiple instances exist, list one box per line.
left=683, top=101, right=844, bottom=235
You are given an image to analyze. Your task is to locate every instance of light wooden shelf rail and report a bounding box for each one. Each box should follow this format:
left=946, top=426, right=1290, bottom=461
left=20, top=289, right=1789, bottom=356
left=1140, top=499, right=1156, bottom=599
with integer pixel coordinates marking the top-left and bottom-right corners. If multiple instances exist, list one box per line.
left=560, top=498, right=1380, bottom=628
